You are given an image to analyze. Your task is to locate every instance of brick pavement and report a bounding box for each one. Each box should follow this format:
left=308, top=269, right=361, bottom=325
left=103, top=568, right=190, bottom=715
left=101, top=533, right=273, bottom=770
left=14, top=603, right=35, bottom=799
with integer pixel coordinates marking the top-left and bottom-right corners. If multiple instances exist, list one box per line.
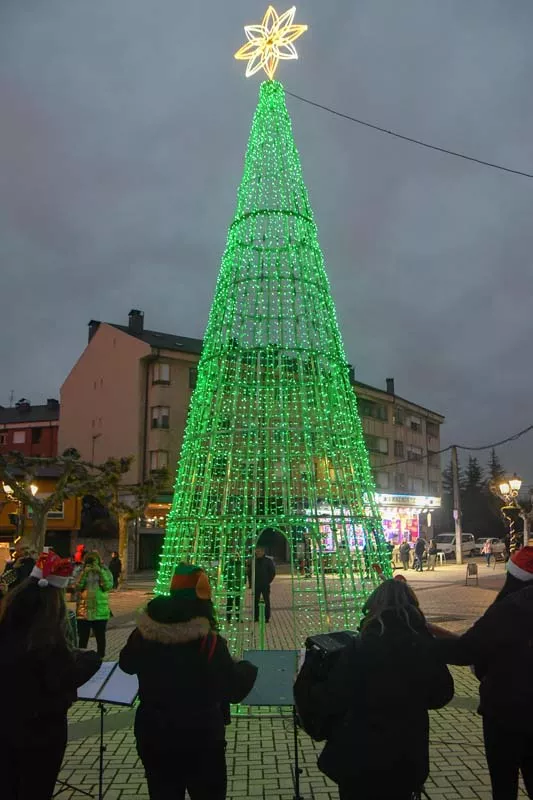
left=58, top=562, right=528, bottom=799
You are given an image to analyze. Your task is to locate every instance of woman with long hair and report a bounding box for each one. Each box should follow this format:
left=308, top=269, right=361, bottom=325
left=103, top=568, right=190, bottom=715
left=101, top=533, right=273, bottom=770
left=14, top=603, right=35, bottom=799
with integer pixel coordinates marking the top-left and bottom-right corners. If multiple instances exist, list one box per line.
left=119, top=562, right=257, bottom=800
left=294, top=578, right=454, bottom=800
left=0, top=550, right=101, bottom=800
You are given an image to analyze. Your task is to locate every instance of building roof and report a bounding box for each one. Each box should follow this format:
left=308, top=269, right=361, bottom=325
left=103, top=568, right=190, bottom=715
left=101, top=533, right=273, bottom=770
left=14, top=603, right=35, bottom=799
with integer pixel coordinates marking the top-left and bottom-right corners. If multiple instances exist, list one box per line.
left=0, top=403, right=60, bottom=425
left=352, top=379, right=445, bottom=421
left=110, top=324, right=203, bottom=355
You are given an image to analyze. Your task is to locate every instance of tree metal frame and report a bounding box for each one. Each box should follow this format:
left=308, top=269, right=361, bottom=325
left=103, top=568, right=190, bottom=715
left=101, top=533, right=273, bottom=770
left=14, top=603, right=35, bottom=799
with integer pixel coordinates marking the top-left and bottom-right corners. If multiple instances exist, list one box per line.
left=155, top=80, right=391, bottom=651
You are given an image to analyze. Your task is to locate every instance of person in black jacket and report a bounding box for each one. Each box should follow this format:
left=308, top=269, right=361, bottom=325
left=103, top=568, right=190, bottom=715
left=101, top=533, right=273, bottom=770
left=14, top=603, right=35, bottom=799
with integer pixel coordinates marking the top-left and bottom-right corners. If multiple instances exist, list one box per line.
left=2, top=546, right=36, bottom=591
left=108, top=551, right=122, bottom=589
left=0, top=550, right=101, bottom=800
left=294, top=579, right=454, bottom=800
left=414, top=537, right=427, bottom=572
left=434, top=546, right=533, bottom=800
left=119, top=562, right=257, bottom=800
left=247, top=546, right=276, bottom=622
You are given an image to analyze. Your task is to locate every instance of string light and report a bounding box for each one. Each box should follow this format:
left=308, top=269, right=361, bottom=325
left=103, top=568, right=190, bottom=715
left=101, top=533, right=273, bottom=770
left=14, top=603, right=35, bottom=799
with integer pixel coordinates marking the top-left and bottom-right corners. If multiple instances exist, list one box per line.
left=234, top=6, right=307, bottom=81
left=155, top=79, right=392, bottom=652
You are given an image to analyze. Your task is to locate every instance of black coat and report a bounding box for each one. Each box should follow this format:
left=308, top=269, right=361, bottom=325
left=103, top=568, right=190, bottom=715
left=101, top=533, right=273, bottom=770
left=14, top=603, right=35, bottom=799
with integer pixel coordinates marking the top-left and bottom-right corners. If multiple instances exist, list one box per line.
left=294, top=612, right=454, bottom=788
left=0, top=631, right=101, bottom=745
left=108, top=556, right=122, bottom=577
left=434, top=583, right=533, bottom=732
left=247, top=555, right=276, bottom=589
left=119, top=614, right=258, bottom=743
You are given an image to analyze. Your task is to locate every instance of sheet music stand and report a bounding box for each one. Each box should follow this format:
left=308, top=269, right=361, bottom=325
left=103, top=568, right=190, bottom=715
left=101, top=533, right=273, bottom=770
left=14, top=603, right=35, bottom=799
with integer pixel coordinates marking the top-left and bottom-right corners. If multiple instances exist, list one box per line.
left=55, top=661, right=138, bottom=800
left=241, top=650, right=304, bottom=800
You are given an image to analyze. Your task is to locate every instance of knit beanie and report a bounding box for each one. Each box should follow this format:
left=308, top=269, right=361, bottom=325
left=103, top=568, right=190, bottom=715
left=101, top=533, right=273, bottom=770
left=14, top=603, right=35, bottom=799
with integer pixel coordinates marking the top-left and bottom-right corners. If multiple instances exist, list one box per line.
left=169, top=562, right=212, bottom=600
left=507, top=547, right=533, bottom=582
left=146, top=563, right=213, bottom=624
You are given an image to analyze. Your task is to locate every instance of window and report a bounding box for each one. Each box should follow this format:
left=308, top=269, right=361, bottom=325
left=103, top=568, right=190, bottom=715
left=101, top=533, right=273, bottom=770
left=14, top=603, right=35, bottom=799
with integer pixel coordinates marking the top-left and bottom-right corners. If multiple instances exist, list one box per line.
left=0, top=433, right=6, bottom=446
left=395, top=473, right=407, bottom=491
left=375, top=471, right=389, bottom=489
left=153, top=362, right=170, bottom=385
left=150, top=450, right=168, bottom=471
left=13, top=431, right=26, bottom=444
left=409, top=416, right=422, bottom=433
left=151, top=406, right=170, bottom=429
left=428, top=450, right=440, bottom=467
left=394, top=440, right=404, bottom=458
left=394, top=407, right=404, bottom=426
left=189, top=366, right=198, bottom=390
left=31, top=428, right=42, bottom=444
left=365, top=435, right=388, bottom=454
left=427, top=421, right=439, bottom=438
left=408, top=477, right=424, bottom=494
left=407, top=446, right=423, bottom=461
left=359, top=399, right=388, bottom=421
left=429, top=481, right=440, bottom=496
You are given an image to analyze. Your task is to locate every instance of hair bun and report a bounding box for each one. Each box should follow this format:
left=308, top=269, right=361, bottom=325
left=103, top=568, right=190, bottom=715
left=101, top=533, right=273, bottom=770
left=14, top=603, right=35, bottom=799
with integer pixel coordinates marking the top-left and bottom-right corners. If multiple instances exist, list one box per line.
left=38, top=578, right=49, bottom=588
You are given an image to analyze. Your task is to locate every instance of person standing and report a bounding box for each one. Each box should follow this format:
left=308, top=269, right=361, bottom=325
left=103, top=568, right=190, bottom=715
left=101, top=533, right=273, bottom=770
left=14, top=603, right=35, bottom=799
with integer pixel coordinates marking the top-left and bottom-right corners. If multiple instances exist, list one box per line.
left=109, top=551, right=122, bottom=589
left=225, top=551, right=243, bottom=623
left=399, top=540, right=411, bottom=571
left=2, top=546, right=36, bottom=591
left=119, top=562, right=257, bottom=800
left=247, top=546, right=276, bottom=623
left=427, top=540, right=438, bottom=571
left=74, top=551, right=113, bottom=658
left=414, top=537, right=427, bottom=572
left=294, top=579, right=454, bottom=799
left=0, top=550, right=101, bottom=800
left=434, top=547, right=533, bottom=800
left=482, top=539, right=493, bottom=568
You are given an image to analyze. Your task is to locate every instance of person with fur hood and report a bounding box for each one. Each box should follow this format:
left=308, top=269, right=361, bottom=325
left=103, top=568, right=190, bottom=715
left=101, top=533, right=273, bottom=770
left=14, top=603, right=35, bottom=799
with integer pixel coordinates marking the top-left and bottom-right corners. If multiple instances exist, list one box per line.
left=119, top=562, right=258, bottom=800
left=434, top=547, right=533, bottom=800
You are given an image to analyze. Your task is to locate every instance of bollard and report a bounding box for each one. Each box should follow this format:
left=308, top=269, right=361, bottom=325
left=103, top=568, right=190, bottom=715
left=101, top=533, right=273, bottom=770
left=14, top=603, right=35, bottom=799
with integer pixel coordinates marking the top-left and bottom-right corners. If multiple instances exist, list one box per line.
left=259, top=598, right=266, bottom=650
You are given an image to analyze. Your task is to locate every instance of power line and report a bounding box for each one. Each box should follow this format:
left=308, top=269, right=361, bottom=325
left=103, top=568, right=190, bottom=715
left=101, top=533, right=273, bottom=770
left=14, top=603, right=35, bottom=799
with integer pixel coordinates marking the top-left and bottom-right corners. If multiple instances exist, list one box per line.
left=286, top=90, right=533, bottom=179
left=378, top=422, right=533, bottom=470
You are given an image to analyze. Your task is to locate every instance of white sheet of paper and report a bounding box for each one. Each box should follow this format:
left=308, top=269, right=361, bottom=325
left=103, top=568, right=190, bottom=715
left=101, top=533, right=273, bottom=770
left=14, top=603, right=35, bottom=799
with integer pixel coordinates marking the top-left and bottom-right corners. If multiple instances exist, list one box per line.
left=97, top=666, right=138, bottom=706
left=78, top=660, right=116, bottom=700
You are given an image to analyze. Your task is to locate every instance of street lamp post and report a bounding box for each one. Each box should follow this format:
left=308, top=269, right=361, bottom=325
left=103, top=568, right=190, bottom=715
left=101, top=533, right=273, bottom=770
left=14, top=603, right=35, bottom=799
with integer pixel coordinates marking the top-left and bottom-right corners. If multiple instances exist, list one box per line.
left=491, top=473, right=523, bottom=556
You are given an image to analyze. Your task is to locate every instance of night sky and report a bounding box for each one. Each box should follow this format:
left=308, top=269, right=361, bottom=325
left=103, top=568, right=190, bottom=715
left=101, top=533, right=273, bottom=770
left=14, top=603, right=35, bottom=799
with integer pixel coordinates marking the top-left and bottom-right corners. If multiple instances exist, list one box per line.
left=1, top=1, right=532, bottom=480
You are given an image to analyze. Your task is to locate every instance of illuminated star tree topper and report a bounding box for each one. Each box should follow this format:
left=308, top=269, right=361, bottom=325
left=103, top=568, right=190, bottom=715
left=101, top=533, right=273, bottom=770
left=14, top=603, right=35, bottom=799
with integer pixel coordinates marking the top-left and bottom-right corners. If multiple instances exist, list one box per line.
left=234, top=5, right=307, bottom=80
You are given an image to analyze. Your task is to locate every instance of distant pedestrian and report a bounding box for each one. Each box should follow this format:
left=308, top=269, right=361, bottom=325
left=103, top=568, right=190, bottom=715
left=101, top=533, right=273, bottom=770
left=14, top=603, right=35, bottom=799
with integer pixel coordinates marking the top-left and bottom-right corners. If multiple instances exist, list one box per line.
left=109, top=551, right=122, bottom=589
left=434, top=547, right=533, bottom=800
left=399, top=540, right=411, bottom=571
left=247, top=546, right=276, bottom=623
left=482, top=540, right=493, bottom=568
left=225, top=551, right=244, bottom=622
left=414, top=538, right=427, bottom=572
left=119, top=563, right=257, bottom=800
left=427, top=540, right=438, bottom=571
left=74, top=551, right=113, bottom=658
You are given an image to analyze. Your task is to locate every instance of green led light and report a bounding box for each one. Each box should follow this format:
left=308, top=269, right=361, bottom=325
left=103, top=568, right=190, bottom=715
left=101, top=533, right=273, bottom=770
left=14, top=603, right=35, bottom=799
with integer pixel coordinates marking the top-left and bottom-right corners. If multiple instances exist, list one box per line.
left=155, top=80, right=391, bottom=651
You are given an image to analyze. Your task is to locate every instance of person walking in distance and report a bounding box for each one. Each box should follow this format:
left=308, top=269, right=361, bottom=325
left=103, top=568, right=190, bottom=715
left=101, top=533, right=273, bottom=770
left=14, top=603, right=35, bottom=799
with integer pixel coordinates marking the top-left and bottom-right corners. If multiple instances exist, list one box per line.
left=119, top=563, right=257, bottom=800
left=399, top=540, right=411, bottom=571
left=482, top=539, right=493, bottom=568
left=74, top=551, right=113, bottom=658
left=225, top=550, right=244, bottom=623
left=109, top=551, right=122, bottom=589
left=434, top=547, right=533, bottom=800
left=248, top=546, right=276, bottom=623
left=414, top=537, right=427, bottom=572
left=427, top=539, right=438, bottom=571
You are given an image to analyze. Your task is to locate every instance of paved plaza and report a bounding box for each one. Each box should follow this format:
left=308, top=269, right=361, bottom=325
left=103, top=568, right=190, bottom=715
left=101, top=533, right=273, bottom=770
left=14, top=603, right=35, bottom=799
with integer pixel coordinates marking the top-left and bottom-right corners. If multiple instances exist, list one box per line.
left=58, top=559, right=527, bottom=799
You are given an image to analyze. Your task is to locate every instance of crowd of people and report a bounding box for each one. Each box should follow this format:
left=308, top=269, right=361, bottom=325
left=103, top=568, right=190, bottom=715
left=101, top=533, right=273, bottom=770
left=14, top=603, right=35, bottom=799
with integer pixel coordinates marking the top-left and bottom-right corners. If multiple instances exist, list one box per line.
left=0, top=541, right=532, bottom=800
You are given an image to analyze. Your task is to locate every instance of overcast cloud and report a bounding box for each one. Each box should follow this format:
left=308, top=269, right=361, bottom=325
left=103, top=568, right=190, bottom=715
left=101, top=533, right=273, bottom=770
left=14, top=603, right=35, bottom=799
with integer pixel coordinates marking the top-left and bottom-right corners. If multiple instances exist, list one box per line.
left=1, top=0, right=532, bottom=480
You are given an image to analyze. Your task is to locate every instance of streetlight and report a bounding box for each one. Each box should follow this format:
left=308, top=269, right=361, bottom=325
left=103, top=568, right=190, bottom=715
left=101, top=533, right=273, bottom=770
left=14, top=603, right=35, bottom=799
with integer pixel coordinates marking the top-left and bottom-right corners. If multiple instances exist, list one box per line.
left=491, top=473, right=524, bottom=555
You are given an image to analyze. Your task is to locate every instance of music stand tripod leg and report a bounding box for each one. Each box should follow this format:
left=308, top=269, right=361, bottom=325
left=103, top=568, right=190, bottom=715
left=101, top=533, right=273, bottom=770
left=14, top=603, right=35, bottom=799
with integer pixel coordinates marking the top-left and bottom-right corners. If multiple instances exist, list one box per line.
left=98, top=702, right=107, bottom=800
left=292, top=706, right=304, bottom=800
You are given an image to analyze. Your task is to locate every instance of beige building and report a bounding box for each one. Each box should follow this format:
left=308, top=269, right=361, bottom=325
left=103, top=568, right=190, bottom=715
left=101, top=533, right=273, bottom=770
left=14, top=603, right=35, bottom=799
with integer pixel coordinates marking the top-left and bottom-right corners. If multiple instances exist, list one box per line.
left=59, top=309, right=444, bottom=567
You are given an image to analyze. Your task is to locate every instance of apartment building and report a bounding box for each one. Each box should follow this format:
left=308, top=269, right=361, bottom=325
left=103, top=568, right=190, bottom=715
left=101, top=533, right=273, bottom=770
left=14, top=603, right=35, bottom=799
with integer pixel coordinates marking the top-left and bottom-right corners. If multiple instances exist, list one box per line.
left=59, top=310, right=444, bottom=567
left=0, top=398, right=60, bottom=458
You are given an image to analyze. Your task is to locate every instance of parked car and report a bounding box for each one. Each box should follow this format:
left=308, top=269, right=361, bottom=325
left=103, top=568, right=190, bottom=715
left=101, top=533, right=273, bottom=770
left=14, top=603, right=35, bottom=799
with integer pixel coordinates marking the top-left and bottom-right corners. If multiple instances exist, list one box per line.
left=475, top=537, right=506, bottom=557
left=436, top=533, right=477, bottom=558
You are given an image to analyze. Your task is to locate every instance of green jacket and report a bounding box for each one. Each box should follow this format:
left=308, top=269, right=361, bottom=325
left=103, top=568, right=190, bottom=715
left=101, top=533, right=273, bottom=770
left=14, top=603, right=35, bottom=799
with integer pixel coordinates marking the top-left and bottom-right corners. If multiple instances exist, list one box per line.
left=75, top=566, right=113, bottom=621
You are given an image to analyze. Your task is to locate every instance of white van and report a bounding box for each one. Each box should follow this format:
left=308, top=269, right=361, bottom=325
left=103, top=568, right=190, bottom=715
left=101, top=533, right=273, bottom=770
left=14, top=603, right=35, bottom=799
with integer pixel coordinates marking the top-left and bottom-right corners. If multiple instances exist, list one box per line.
left=436, top=533, right=476, bottom=558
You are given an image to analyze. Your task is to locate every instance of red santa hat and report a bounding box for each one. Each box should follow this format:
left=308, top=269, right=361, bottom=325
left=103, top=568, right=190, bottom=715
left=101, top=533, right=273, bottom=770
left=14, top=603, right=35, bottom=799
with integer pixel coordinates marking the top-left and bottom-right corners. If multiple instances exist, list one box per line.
left=507, top=547, right=533, bottom=582
left=31, top=549, right=73, bottom=589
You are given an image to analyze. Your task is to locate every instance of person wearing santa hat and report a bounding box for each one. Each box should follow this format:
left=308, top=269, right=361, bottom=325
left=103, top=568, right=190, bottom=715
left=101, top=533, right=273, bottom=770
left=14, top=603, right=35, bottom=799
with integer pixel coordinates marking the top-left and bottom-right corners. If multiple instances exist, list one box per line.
left=434, top=546, right=533, bottom=799
left=0, top=550, right=101, bottom=800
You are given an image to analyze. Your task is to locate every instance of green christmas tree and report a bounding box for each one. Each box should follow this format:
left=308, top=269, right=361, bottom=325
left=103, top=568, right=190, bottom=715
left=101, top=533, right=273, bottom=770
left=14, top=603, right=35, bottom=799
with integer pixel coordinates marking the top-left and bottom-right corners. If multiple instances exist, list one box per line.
left=156, top=13, right=391, bottom=651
